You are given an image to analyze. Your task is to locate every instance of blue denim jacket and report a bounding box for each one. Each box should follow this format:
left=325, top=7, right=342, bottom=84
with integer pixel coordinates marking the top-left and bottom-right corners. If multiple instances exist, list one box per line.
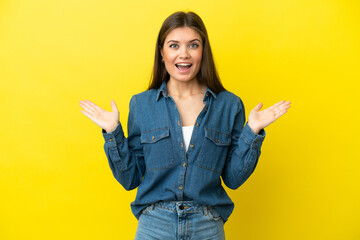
left=102, top=81, right=266, bottom=221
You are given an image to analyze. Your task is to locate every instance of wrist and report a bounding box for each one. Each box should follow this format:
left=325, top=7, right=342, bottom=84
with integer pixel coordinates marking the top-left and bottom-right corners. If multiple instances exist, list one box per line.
left=247, top=122, right=261, bottom=134
left=105, top=121, right=119, bottom=133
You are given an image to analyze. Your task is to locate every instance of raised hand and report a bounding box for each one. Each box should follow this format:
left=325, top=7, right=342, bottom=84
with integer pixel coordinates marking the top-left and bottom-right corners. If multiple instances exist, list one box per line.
left=79, top=100, right=120, bottom=133
left=247, top=100, right=291, bottom=134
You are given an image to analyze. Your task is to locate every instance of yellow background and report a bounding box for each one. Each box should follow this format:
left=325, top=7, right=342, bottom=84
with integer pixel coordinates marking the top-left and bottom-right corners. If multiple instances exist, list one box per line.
left=1, top=0, right=359, bottom=239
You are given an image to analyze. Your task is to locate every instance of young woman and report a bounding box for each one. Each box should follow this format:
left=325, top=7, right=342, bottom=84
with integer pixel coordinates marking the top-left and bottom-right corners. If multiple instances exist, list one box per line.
left=80, top=11, right=291, bottom=240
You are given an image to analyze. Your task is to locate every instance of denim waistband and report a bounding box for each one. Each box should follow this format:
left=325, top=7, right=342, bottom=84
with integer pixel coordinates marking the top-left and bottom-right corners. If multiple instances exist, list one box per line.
left=150, top=201, right=208, bottom=214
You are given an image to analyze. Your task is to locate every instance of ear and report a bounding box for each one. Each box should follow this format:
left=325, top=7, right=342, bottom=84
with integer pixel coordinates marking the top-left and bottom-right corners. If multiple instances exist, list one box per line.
left=160, top=47, right=163, bottom=58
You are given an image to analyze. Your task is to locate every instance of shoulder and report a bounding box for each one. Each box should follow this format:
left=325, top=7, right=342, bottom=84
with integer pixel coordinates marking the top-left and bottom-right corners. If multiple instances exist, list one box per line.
left=215, top=90, right=243, bottom=105
left=130, top=89, right=158, bottom=104
left=213, top=90, right=246, bottom=114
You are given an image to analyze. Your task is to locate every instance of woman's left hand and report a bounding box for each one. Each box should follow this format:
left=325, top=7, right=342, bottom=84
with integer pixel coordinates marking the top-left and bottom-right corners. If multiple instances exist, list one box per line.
left=247, top=100, right=291, bottom=134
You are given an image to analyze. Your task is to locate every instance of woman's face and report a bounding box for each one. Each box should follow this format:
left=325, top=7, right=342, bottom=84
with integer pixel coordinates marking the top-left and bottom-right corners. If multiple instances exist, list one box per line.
left=160, top=27, right=203, bottom=84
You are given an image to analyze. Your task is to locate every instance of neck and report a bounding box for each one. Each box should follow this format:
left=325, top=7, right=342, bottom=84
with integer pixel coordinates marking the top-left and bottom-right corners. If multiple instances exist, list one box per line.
left=167, top=78, right=206, bottom=98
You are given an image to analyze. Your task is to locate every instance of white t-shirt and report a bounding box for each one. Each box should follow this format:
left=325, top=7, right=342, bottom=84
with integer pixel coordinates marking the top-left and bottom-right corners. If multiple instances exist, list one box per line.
left=182, top=125, right=194, bottom=152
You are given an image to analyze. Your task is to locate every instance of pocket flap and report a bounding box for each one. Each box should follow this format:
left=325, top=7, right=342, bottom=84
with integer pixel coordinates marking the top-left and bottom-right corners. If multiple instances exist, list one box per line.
left=141, top=128, right=170, bottom=143
left=204, top=128, right=231, bottom=146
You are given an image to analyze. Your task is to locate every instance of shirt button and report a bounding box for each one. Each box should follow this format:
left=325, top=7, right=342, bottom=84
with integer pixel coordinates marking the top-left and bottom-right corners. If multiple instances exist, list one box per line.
left=204, top=107, right=208, bottom=111
left=178, top=121, right=180, bottom=126
left=217, top=139, right=220, bottom=143
left=196, top=123, right=199, bottom=127
left=181, top=142, right=184, bottom=148
left=109, top=138, right=113, bottom=141
left=183, top=163, right=186, bottom=167
left=152, top=136, right=155, bottom=140
left=179, top=185, right=183, bottom=190
left=206, top=93, right=209, bottom=97
left=190, top=144, right=194, bottom=148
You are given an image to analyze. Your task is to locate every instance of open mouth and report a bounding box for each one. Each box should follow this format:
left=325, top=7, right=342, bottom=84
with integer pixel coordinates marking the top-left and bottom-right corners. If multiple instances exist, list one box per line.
left=175, top=63, right=192, bottom=71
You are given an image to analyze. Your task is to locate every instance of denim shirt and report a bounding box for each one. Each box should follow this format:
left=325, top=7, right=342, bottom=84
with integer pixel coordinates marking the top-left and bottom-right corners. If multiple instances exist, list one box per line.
left=101, top=81, right=266, bottom=221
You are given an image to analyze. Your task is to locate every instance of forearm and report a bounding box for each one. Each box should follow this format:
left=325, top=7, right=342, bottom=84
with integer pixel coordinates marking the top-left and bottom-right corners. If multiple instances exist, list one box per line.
left=222, top=123, right=265, bottom=189
left=102, top=122, right=143, bottom=190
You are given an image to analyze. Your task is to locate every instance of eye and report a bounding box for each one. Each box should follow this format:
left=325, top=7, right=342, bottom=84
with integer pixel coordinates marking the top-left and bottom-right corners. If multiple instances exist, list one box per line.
left=169, top=44, right=179, bottom=49
left=190, top=43, right=199, bottom=48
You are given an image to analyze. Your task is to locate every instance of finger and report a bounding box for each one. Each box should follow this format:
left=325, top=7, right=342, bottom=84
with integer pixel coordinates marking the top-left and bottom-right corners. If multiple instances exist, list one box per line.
left=253, top=102, right=263, bottom=111
left=110, top=100, right=118, bottom=112
left=268, top=100, right=286, bottom=111
left=80, top=109, right=94, bottom=120
left=84, top=100, right=100, bottom=111
left=275, top=103, right=291, bottom=112
left=80, top=101, right=97, bottom=113
left=279, top=101, right=291, bottom=107
left=80, top=102, right=96, bottom=114
left=271, top=101, right=291, bottom=113
left=283, top=104, right=291, bottom=110
left=274, top=109, right=288, bottom=119
left=278, top=101, right=292, bottom=109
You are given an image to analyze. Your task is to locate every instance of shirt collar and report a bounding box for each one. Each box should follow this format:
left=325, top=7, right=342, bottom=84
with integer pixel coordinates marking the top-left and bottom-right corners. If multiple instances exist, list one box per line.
left=203, top=87, right=217, bottom=101
left=156, top=81, right=169, bottom=101
left=156, top=81, right=218, bottom=101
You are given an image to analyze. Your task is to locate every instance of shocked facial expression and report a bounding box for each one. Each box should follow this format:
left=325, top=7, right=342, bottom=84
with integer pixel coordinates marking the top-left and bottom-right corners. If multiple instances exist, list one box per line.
left=160, top=27, right=203, bottom=84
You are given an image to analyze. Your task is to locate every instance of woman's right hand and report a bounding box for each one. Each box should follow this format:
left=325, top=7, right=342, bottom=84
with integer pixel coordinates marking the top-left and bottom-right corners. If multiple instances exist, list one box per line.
left=79, top=100, right=120, bottom=133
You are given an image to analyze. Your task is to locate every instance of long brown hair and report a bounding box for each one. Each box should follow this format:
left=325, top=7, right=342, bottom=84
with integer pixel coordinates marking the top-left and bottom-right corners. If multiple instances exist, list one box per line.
left=148, top=11, right=225, bottom=93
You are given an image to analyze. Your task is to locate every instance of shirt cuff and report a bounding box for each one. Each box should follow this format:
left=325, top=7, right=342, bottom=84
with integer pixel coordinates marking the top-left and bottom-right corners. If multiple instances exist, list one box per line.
left=240, top=122, right=266, bottom=149
left=102, top=122, right=124, bottom=146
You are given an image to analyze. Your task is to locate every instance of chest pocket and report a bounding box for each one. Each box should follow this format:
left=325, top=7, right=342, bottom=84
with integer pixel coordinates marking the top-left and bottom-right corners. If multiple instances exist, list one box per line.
left=196, top=127, right=231, bottom=173
left=140, top=127, right=174, bottom=170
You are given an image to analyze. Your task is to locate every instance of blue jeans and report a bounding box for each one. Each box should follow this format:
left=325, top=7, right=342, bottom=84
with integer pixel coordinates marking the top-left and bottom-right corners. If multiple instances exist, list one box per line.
left=134, top=201, right=225, bottom=240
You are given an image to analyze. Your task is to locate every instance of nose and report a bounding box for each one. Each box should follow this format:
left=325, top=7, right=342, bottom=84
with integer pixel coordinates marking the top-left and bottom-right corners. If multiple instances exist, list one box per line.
left=179, top=46, right=190, bottom=59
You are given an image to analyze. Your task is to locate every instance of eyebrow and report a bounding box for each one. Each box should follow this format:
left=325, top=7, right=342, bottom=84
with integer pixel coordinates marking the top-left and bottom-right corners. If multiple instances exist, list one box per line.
left=166, top=39, right=201, bottom=44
